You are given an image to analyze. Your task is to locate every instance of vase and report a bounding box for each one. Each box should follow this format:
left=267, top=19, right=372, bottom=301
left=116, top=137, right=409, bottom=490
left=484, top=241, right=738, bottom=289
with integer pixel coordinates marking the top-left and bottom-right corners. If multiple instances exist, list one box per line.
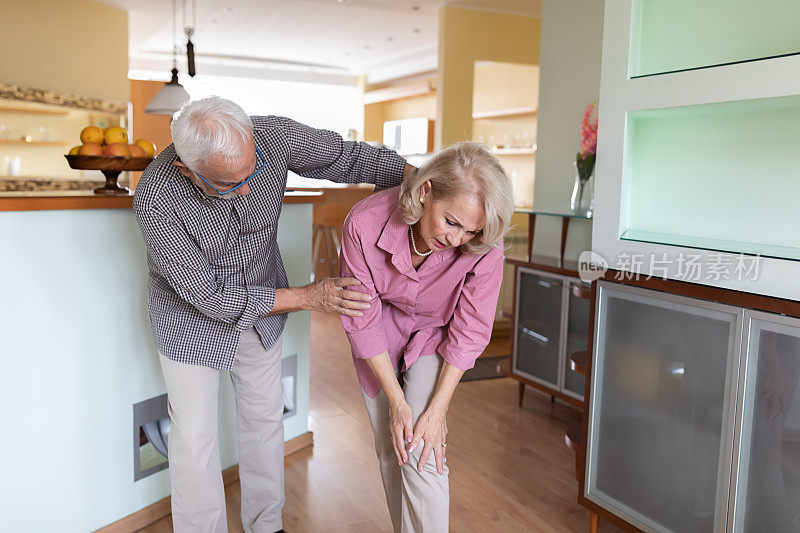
left=570, top=162, right=594, bottom=213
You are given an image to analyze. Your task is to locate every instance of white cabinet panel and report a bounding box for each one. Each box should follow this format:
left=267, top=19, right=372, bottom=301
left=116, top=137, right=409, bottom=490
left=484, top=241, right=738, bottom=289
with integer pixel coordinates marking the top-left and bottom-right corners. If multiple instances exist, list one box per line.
left=593, top=0, right=800, bottom=299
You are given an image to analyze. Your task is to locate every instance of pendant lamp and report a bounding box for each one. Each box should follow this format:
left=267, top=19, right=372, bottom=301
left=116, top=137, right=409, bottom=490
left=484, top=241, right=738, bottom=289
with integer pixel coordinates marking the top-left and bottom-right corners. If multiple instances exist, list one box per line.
left=145, top=0, right=190, bottom=115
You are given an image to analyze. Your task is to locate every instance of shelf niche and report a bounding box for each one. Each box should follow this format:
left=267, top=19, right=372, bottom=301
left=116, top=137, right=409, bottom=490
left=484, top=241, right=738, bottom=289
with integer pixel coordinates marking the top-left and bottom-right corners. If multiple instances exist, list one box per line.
left=621, top=94, right=800, bottom=261
left=630, top=0, right=800, bottom=77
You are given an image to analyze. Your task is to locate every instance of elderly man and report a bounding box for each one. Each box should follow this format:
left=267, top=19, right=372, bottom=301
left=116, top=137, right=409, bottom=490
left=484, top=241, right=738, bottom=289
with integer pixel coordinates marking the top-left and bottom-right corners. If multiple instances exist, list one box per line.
left=133, top=96, right=412, bottom=533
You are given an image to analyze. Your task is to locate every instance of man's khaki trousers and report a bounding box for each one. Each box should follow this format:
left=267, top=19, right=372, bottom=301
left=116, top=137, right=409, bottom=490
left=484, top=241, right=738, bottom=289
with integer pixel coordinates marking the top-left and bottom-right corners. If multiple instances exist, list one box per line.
left=362, top=354, right=450, bottom=533
left=159, top=328, right=284, bottom=533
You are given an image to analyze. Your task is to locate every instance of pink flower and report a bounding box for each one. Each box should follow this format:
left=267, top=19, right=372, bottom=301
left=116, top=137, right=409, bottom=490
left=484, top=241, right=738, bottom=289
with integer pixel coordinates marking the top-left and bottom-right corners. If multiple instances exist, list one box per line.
left=579, top=102, right=598, bottom=157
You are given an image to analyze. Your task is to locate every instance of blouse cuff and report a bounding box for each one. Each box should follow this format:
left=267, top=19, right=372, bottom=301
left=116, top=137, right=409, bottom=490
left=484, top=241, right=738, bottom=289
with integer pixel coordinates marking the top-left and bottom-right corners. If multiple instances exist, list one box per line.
left=438, top=342, right=480, bottom=371
left=346, top=324, right=388, bottom=360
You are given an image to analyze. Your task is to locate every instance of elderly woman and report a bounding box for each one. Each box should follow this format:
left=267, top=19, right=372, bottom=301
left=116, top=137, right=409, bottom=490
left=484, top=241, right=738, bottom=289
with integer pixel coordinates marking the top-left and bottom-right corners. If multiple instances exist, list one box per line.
left=339, top=142, right=514, bottom=532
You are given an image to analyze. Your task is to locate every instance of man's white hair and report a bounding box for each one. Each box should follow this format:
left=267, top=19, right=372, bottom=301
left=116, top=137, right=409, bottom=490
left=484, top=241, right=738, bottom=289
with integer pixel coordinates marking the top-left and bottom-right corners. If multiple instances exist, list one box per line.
left=170, top=96, right=254, bottom=171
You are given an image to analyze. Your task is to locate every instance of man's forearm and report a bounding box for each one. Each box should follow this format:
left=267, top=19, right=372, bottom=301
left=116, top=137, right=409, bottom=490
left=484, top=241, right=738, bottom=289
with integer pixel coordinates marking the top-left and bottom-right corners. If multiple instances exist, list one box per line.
left=264, top=277, right=369, bottom=317
left=265, top=286, right=307, bottom=316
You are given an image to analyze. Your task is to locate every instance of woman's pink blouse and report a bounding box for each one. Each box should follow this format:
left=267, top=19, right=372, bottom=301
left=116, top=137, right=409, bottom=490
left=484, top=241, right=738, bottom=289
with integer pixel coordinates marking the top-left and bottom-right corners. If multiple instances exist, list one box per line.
left=339, top=187, right=504, bottom=398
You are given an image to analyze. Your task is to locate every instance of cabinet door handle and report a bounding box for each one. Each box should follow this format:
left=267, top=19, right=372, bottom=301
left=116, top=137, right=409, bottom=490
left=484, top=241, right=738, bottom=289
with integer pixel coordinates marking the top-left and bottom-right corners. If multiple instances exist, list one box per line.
left=521, top=326, right=549, bottom=345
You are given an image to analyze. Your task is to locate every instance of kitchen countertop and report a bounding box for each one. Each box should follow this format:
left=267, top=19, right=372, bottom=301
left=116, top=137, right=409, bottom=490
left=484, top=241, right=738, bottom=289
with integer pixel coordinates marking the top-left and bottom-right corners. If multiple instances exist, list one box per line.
left=0, top=190, right=325, bottom=211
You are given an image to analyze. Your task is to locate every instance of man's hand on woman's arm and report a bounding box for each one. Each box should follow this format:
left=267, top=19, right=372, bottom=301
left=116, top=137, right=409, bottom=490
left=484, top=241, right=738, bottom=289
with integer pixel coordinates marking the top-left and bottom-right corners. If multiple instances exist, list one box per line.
left=409, top=361, right=465, bottom=475
left=267, top=277, right=373, bottom=317
left=365, top=352, right=414, bottom=466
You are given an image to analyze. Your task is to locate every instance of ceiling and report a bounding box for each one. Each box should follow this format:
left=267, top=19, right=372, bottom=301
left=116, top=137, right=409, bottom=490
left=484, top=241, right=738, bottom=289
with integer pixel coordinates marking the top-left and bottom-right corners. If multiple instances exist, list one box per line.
left=99, top=0, right=542, bottom=85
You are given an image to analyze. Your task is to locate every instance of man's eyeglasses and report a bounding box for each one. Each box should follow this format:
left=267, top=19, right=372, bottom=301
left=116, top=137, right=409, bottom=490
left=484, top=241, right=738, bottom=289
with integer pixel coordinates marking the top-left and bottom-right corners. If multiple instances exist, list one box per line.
left=193, top=146, right=267, bottom=195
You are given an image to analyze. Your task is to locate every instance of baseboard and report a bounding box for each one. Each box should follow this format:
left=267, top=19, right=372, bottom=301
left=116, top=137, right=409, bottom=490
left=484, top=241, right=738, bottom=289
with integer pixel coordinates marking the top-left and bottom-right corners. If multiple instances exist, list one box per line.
left=95, top=431, right=314, bottom=533
left=284, top=429, right=314, bottom=456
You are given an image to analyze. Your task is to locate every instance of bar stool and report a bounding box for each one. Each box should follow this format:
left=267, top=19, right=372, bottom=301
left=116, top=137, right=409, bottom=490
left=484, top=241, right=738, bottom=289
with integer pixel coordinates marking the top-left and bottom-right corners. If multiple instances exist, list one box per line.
left=312, top=202, right=349, bottom=281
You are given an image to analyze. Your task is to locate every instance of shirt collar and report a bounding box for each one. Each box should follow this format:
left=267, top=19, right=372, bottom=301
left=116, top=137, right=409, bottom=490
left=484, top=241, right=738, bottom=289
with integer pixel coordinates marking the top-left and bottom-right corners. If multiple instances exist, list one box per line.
left=377, top=203, right=413, bottom=276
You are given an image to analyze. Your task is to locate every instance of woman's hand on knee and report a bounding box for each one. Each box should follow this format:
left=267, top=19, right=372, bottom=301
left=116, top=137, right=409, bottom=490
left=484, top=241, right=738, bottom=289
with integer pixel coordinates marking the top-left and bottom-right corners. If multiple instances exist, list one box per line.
left=409, top=408, right=448, bottom=475
left=388, top=398, right=413, bottom=465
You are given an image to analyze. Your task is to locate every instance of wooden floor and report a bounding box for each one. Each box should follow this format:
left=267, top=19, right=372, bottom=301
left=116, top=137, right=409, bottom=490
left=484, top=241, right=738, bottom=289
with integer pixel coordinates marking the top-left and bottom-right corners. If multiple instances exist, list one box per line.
left=141, top=312, right=624, bottom=532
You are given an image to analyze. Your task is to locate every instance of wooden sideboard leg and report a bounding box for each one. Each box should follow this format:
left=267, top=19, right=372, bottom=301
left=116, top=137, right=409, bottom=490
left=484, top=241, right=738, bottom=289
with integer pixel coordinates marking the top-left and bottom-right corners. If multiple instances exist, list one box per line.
left=518, top=382, right=525, bottom=406
left=590, top=511, right=599, bottom=533
left=559, top=216, right=570, bottom=268
left=528, top=213, right=536, bottom=261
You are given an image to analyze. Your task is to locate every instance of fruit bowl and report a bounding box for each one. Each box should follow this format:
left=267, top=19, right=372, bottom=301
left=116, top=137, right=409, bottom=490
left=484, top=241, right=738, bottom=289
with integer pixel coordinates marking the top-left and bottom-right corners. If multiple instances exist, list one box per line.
left=65, top=154, right=154, bottom=195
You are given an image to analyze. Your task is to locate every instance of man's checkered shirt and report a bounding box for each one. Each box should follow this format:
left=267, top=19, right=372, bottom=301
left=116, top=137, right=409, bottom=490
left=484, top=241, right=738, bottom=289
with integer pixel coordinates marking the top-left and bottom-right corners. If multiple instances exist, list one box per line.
left=133, top=115, right=406, bottom=370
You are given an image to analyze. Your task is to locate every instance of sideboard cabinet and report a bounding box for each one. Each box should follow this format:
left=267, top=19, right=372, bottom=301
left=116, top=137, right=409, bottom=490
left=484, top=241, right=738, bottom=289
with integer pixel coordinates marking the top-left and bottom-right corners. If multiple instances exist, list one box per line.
left=511, top=262, right=590, bottom=406
left=582, top=277, right=800, bottom=533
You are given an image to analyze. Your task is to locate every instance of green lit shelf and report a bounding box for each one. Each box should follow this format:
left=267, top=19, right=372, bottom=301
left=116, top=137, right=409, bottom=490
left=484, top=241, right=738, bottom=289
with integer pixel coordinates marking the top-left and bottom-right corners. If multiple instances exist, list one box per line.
left=621, top=229, right=800, bottom=261
left=631, top=0, right=800, bottom=78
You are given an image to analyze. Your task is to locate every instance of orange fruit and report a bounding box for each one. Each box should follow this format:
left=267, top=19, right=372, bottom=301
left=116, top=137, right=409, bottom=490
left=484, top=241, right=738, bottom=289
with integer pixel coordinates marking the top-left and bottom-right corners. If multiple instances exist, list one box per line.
left=127, top=143, right=146, bottom=157
left=78, top=142, right=104, bottom=156
left=80, top=126, right=103, bottom=144
left=134, top=138, right=156, bottom=158
left=104, top=126, right=128, bottom=145
left=68, top=145, right=81, bottom=155
left=104, top=143, right=129, bottom=157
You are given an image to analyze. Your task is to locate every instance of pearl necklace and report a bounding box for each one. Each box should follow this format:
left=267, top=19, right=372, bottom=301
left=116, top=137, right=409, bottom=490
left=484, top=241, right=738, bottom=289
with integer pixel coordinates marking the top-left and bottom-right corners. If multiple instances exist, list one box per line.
left=410, top=225, right=432, bottom=257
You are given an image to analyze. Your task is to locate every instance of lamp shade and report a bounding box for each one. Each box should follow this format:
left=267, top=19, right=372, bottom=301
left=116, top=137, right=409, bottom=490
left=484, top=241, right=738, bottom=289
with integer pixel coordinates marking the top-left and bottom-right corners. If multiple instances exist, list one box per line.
left=145, top=68, right=190, bottom=115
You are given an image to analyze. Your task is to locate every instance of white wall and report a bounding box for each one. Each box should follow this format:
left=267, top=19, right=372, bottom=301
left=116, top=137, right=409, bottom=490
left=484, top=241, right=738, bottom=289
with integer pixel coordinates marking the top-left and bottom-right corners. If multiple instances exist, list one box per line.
left=0, top=203, right=312, bottom=531
left=532, top=0, right=605, bottom=260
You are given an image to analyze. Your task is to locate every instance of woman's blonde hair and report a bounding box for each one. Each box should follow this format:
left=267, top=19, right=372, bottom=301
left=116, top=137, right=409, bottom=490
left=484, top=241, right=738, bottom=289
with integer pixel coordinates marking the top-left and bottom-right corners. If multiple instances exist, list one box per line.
left=398, top=142, right=514, bottom=255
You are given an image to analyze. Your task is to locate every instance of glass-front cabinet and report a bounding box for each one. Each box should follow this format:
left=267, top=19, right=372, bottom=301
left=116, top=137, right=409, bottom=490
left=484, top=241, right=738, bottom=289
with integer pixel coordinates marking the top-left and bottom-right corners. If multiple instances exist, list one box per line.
left=513, top=267, right=590, bottom=401
left=587, top=281, right=741, bottom=532
left=586, top=281, right=800, bottom=532
left=515, top=269, right=563, bottom=388
left=731, top=312, right=800, bottom=532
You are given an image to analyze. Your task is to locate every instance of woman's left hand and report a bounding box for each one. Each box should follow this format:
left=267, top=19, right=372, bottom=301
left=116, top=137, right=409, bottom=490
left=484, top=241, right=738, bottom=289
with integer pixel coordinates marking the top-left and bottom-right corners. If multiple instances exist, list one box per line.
left=409, top=407, right=448, bottom=475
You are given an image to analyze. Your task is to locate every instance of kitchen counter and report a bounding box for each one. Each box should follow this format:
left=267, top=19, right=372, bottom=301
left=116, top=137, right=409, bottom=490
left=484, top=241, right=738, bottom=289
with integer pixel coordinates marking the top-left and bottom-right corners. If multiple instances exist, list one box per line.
left=0, top=192, right=318, bottom=530
left=0, top=189, right=324, bottom=211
